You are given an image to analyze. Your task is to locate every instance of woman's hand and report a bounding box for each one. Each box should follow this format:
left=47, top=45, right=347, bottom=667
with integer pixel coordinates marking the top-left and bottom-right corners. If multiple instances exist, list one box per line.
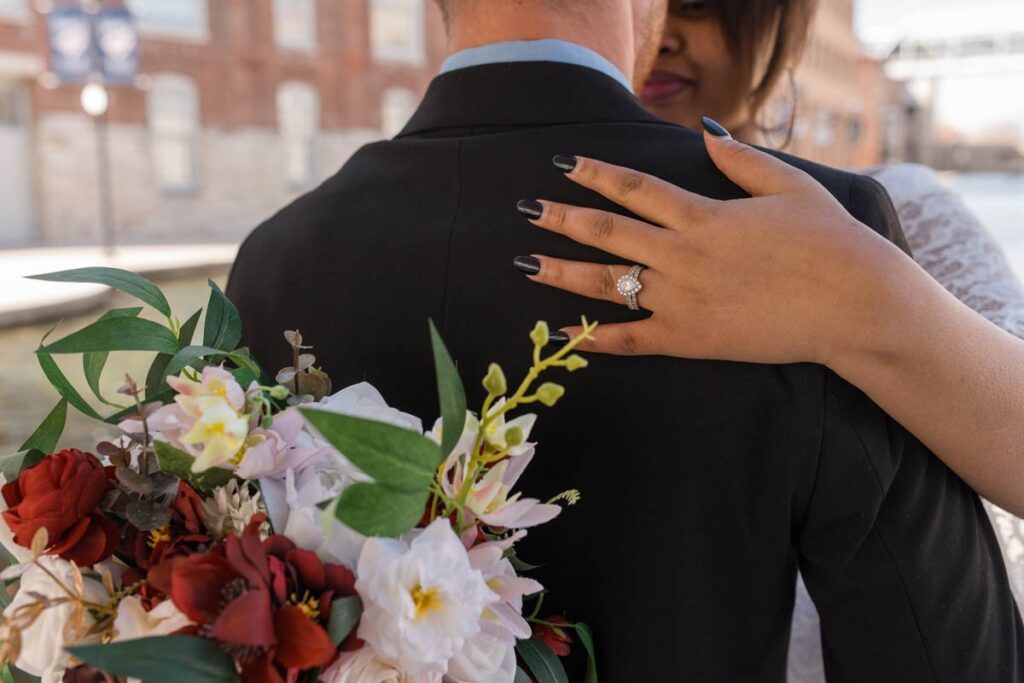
left=521, top=129, right=912, bottom=367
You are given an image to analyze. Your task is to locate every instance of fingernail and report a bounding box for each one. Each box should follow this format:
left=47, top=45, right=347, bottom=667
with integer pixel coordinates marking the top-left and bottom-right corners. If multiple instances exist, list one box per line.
left=513, top=255, right=541, bottom=275
left=516, top=199, right=544, bottom=219
left=701, top=115, right=731, bottom=139
left=547, top=331, right=570, bottom=345
left=553, top=154, right=578, bottom=173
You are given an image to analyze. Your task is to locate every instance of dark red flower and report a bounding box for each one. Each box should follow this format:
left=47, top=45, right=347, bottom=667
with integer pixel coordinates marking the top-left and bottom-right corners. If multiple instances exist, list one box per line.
left=533, top=616, right=574, bottom=657
left=151, top=515, right=357, bottom=681
left=1, top=449, right=118, bottom=566
left=123, top=481, right=210, bottom=571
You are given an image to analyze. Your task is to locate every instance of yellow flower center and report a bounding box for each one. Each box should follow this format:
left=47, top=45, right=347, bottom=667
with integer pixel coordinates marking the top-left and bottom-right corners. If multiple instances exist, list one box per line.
left=410, top=584, right=444, bottom=622
left=289, top=591, right=321, bottom=621
left=147, top=526, right=171, bottom=549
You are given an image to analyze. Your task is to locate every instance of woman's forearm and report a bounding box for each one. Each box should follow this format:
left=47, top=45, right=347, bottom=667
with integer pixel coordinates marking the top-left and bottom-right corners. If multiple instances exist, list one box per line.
left=829, top=248, right=1024, bottom=516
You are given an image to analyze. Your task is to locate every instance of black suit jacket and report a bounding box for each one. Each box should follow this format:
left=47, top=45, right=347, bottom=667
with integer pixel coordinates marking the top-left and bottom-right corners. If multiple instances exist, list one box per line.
left=227, top=62, right=1023, bottom=682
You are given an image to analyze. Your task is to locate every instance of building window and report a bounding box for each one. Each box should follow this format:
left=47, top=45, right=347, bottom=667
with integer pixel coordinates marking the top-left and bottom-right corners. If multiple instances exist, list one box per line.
left=126, top=0, right=208, bottom=41
left=273, top=0, right=316, bottom=52
left=0, top=0, right=29, bottom=23
left=370, top=0, right=425, bottom=65
left=148, top=74, right=200, bottom=192
left=380, top=87, right=416, bottom=138
left=277, top=81, right=319, bottom=186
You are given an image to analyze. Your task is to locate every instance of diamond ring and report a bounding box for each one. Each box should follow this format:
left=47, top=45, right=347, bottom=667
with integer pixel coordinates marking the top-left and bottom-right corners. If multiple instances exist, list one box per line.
left=616, top=265, right=645, bottom=311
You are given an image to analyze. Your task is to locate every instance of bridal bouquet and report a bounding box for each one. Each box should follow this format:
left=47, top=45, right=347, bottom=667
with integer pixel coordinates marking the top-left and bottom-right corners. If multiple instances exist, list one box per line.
left=0, top=269, right=599, bottom=683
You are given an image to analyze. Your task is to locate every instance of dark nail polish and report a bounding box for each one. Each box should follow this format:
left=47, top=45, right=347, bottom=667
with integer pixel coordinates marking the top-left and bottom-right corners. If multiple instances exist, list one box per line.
left=513, top=255, right=541, bottom=275
left=547, top=331, right=570, bottom=345
left=516, top=199, right=544, bottom=219
left=701, top=115, right=731, bottom=138
left=553, top=154, right=578, bottom=172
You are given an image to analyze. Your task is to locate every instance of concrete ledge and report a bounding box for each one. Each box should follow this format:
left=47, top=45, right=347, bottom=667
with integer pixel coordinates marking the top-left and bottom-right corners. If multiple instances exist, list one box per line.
left=0, top=244, right=238, bottom=330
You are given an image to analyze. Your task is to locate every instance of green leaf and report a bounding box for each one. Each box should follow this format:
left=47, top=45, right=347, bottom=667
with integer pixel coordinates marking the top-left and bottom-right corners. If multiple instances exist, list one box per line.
left=68, top=635, right=239, bottom=683
left=29, top=267, right=171, bottom=317
left=83, top=307, right=142, bottom=407
left=0, top=449, right=44, bottom=482
left=334, top=482, right=430, bottom=537
left=575, top=622, right=598, bottom=683
left=163, top=346, right=263, bottom=380
left=0, top=664, right=14, bottom=683
left=515, top=667, right=533, bottom=683
left=301, top=410, right=443, bottom=491
left=38, top=317, right=180, bottom=355
left=145, top=352, right=174, bottom=400
left=429, top=320, right=467, bottom=458
left=517, top=639, right=570, bottom=683
left=37, top=353, right=103, bottom=420
left=328, top=595, right=363, bottom=646
left=204, top=280, right=242, bottom=351
left=178, top=308, right=203, bottom=346
left=154, top=440, right=235, bottom=493
left=18, top=398, right=67, bottom=453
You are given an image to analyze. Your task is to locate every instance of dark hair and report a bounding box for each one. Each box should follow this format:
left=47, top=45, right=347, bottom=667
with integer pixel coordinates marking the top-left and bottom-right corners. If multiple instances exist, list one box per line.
left=701, top=0, right=818, bottom=140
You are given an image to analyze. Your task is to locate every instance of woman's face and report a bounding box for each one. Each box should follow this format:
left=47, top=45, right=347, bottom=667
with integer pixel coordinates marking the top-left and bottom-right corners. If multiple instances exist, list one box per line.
left=640, top=1, right=754, bottom=133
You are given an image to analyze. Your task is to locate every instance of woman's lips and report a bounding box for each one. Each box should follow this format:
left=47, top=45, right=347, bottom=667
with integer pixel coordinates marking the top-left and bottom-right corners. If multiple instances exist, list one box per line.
left=640, top=70, right=695, bottom=103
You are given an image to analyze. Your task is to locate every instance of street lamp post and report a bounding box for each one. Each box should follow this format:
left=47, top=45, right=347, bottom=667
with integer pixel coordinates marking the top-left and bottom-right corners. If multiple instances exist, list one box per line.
left=80, top=81, right=116, bottom=255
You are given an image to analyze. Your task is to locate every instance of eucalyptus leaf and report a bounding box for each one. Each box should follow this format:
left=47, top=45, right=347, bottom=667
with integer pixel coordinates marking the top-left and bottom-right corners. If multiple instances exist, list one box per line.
left=575, top=621, right=599, bottom=683
left=39, top=317, right=180, bottom=355
left=29, top=267, right=171, bottom=317
left=334, top=482, right=430, bottom=538
left=18, top=398, right=67, bottom=453
left=154, top=440, right=234, bottom=493
left=328, top=595, right=363, bottom=646
left=301, top=409, right=443, bottom=491
left=37, top=353, right=103, bottom=420
left=517, top=638, right=570, bottom=683
left=0, top=449, right=45, bottom=482
left=429, top=320, right=467, bottom=458
left=68, top=635, right=240, bottom=683
left=204, top=279, right=242, bottom=351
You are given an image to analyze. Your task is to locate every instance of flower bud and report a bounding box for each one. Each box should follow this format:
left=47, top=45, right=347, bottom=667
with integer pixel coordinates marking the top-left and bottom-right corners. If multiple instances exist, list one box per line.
left=482, top=363, right=507, bottom=396
left=505, top=426, right=525, bottom=448
left=530, top=321, right=550, bottom=347
left=536, top=382, right=565, bottom=407
left=565, top=354, right=588, bottom=371
left=268, top=385, right=291, bottom=400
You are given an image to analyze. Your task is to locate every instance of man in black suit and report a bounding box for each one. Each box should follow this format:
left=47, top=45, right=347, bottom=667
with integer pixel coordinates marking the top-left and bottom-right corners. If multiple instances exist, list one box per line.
left=227, top=1, right=1023, bottom=680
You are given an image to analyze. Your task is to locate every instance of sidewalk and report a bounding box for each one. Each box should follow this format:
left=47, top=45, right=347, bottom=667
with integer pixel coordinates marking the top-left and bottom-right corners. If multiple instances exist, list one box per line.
left=0, top=244, right=238, bottom=329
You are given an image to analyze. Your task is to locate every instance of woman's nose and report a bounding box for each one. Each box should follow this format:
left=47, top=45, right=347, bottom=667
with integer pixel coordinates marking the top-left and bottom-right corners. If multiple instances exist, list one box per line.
left=660, top=29, right=683, bottom=55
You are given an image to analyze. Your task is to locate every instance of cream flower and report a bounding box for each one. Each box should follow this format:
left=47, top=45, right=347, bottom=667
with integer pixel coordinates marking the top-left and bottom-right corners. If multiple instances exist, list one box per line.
left=321, top=646, right=442, bottom=683
left=447, top=632, right=518, bottom=683
left=179, top=396, right=250, bottom=472
left=166, top=365, right=246, bottom=413
left=355, top=519, right=499, bottom=676
left=2, top=557, right=107, bottom=683
left=200, top=479, right=268, bottom=541
left=112, top=595, right=193, bottom=641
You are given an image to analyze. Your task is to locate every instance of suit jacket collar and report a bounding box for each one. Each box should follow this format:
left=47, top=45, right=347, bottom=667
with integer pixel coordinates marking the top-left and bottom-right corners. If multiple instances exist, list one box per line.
left=397, top=61, right=666, bottom=138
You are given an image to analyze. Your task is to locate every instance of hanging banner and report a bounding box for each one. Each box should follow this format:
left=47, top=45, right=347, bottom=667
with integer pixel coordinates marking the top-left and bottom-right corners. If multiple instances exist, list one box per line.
left=46, top=5, right=93, bottom=84
left=96, top=7, right=140, bottom=85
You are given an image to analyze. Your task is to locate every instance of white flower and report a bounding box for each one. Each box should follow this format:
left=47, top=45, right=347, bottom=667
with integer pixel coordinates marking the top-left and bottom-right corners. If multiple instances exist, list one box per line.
left=315, top=382, right=423, bottom=434
left=356, top=519, right=499, bottom=676
left=200, top=480, right=268, bottom=541
left=261, top=450, right=366, bottom=567
left=0, top=473, right=32, bottom=564
left=2, top=557, right=107, bottom=683
left=322, top=646, right=442, bottom=683
left=447, top=632, right=518, bottom=683
left=112, top=595, right=194, bottom=642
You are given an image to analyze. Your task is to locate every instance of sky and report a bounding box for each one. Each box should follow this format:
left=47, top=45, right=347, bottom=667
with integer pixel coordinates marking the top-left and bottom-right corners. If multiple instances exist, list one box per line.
left=854, top=0, right=1024, bottom=135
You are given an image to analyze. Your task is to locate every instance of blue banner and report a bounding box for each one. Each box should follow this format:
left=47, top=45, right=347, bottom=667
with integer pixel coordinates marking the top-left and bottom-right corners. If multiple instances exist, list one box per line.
left=96, top=7, right=140, bottom=85
left=46, top=5, right=93, bottom=84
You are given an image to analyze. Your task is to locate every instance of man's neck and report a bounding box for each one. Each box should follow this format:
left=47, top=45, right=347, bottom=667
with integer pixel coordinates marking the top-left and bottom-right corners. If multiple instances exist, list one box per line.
left=445, top=3, right=636, bottom=87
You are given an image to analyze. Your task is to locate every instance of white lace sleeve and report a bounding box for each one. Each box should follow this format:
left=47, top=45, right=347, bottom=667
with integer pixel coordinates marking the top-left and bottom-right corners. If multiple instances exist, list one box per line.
left=786, top=163, right=1024, bottom=683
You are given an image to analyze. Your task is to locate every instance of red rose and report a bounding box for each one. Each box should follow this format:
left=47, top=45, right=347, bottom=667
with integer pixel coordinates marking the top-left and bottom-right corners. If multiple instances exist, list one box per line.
left=1, top=449, right=118, bottom=566
left=533, top=615, right=574, bottom=657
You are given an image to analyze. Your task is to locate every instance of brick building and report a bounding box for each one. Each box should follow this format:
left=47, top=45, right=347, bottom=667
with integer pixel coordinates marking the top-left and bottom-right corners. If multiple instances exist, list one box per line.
left=0, top=0, right=446, bottom=247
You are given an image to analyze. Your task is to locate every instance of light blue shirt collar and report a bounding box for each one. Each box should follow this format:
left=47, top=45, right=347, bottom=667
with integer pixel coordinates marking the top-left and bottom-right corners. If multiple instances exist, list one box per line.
left=440, top=39, right=633, bottom=93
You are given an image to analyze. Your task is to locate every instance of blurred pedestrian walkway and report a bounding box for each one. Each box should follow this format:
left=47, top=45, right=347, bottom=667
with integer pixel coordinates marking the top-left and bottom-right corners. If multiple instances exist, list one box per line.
left=0, top=244, right=238, bottom=329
